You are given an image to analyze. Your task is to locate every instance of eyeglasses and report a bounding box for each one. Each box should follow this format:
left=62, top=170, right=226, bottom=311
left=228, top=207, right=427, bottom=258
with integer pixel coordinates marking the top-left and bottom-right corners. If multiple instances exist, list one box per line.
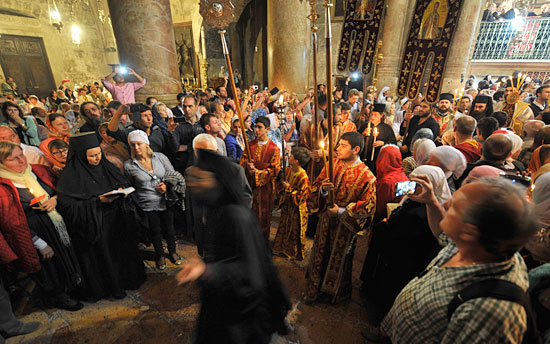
left=0, top=133, right=18, bottom=141
left=51, top=148, right=68, bottom=156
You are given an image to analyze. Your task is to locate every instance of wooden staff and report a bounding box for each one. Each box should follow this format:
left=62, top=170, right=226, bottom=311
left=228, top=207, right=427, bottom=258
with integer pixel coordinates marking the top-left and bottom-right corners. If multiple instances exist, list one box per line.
left=219, top=30, right=251, bottom=162
left=312, top=30, right=320, bottom=151
left=325, top=1, right=335, bottom=206
left=308, top=0, right=321, bottom=175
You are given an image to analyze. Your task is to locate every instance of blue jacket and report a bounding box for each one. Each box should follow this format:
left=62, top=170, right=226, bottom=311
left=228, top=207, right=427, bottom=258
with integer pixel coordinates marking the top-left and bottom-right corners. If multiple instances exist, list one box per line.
left=224, top=133, right=243, bottom=163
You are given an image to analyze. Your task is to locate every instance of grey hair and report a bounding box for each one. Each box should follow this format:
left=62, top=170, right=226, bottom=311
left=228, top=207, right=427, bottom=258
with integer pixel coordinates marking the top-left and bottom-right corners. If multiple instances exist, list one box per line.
left=192, top=133, right=218, bottom=151
left=461, top=177, right=538, bottom=259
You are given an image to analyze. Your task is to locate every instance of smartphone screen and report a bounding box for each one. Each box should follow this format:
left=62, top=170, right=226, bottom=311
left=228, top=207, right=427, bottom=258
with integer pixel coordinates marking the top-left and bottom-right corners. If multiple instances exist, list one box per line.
left=394, top=181, right=417, bottom=197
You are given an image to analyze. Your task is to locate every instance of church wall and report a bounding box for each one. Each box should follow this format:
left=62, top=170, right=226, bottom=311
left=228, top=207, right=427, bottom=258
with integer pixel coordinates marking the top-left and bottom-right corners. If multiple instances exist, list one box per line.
left=0, top=0, right=116, bottom=90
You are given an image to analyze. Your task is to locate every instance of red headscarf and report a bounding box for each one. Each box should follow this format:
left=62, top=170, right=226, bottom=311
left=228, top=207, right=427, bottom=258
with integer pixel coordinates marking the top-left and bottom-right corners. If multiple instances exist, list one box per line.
left=39, top=137, right=66, bottom=171
left=374, top=145, right=409, bottom=220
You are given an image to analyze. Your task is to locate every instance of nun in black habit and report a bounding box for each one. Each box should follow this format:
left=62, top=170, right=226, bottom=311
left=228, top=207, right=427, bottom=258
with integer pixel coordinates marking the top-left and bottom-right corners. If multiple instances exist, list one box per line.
left=56, top=132, right=146, bottom=301
left=178, top=149, right=290, bottom=344
left=362, top=102, right=397, bottom=175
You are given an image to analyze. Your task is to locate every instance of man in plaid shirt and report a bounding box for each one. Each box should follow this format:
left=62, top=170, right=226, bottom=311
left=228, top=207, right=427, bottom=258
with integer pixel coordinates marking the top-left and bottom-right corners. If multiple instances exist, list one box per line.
left=366, top=176, right=538, bottom=343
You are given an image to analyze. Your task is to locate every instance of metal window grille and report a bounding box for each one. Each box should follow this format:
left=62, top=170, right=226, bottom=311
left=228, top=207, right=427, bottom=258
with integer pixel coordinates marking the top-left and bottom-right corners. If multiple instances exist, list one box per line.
left=472, top=18, right=550, bottom=61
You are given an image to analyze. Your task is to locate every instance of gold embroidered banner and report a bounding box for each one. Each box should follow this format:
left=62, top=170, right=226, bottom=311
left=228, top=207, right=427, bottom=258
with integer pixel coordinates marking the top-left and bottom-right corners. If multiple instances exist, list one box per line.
left=337, top=0, right=385, bottom=74
left=397, top=0, right=464, bottom=103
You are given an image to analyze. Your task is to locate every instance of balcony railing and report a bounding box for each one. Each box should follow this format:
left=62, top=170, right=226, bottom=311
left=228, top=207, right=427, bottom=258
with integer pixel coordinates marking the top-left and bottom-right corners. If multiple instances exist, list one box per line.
left=472, top=17, right=550, bottom=61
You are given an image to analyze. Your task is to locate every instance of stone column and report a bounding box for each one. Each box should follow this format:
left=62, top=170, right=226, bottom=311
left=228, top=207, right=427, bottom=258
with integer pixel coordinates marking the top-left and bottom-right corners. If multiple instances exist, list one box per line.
left=440, top=1, right=485, bottom=92
left=267, top=0, right=310, bottom=92
left=376, top=0, right=416, bottom=94
left=107, top=0, right=182, bottom=105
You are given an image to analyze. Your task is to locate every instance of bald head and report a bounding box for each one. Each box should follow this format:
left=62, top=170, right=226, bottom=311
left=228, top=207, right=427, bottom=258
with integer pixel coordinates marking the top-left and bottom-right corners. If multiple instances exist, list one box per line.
left=0, top=125, right=21, bottom=145
left=482, top=133, right=512, bottom=163
left=522, top=120, right=545, bottom=139
left=533, top=125, right=550, bottom=149
left=455, top=115, right=477, bottom=136
left=461, top=177, right=537, bottom=259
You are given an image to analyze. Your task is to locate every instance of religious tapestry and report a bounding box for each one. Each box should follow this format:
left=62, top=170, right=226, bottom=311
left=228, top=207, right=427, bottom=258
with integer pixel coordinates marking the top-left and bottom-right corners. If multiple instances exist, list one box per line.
left=397, top=0, right=464, bottom=103
left=337, top=0, right=385, bottom=74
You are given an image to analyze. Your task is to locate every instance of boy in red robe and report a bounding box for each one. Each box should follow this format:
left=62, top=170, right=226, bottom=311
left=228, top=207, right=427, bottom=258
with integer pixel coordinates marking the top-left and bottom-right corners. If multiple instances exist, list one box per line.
left=339, top=102, right=357, bottom=133
left=241, top=116, right=281, bottom=240
left=305, top=131, right=376, bottom=303
left=273, top=147, right=311, bottom=260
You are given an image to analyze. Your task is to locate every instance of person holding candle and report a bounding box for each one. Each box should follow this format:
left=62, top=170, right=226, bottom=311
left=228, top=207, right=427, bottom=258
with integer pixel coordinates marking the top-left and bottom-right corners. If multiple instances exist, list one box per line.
left=0, top=141, right=83, bottom=311
left=240, top=116, right=281, bottom=240
left=56, top=133, right=146, bottom=302
left=305, top=131, right=376, bottom=304
left=362, top=103, right=397, bottom=175
left=273, top=147, right=311, bottom=260
left=494, top=78, right=534, bottom=135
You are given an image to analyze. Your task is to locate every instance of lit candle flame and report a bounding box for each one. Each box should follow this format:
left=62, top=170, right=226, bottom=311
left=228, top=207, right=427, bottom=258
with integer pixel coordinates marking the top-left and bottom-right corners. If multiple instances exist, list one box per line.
left=320, top=140, right=325, bottom=149
left=278, top=95, right=284, bottom=106
left=373, top=128, right=379, bottom=137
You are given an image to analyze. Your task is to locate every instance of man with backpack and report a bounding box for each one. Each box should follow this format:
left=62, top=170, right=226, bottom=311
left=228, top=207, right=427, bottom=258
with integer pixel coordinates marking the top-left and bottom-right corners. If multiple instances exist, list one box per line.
left=364, top=175, right=541, bottom=343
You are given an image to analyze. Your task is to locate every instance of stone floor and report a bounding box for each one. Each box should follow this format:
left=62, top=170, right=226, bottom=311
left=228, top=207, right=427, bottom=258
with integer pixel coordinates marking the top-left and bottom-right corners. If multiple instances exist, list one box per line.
left=7, top=212, right=375, bottom=344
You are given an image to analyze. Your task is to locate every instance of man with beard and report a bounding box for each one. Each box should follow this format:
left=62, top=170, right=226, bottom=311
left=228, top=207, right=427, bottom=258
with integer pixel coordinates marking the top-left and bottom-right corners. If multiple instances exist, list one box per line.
left=177, top=149, right=290, bottom=344
left=79, top=102, right=103, bottom=135
left=107, top=103, right=178, bottom=155
left=399, top=99, right=440, bottom=156
left=494, top=79, right=534, bottom=135
left=469, top=95, right=494, bottom=122
left=433, top=93, right=454, bottom=137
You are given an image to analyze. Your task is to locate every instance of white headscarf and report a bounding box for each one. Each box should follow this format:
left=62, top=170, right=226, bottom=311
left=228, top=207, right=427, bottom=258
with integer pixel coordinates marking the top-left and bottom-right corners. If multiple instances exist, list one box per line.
left=414, top=140, right=436, bottom=165
left=377, top=86, right=390, bottom=103
left=507, top=133, right=523, bottom=155
left=128, top=129, right=150, bottom=145
left=533, top=172, right=550, bottom=227
left=410, top=165, right=452, bottom=204
left=430, top=146, right=467, bottom=179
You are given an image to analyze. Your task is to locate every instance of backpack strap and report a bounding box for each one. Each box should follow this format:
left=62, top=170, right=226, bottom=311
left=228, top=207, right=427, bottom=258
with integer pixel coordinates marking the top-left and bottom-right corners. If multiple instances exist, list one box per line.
left=448, top=278, right=541, bottom=344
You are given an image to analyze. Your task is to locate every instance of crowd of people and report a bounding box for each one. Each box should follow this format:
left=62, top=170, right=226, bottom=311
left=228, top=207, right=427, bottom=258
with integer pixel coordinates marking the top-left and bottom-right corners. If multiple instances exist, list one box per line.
left=1, top=63, right=550, bottom=343
left=481, top=1, right=550, bottom=21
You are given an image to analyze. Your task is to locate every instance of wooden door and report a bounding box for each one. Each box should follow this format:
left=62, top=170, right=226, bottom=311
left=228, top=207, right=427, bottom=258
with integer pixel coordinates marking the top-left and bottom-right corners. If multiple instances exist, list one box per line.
left=0, top=35, right=56, bottom=99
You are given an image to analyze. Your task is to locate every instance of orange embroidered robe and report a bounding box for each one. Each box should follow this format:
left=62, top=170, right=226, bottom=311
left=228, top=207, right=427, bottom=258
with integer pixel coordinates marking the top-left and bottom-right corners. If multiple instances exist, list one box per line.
left=306, top=158, right=376, bottom=303
left=273, top=167, right=310, bottom=260
left=240, top=139, right=281, bottom=240
left=454, top=140, right=482, bottom=163
left=341, top=120, right=357, bottom=133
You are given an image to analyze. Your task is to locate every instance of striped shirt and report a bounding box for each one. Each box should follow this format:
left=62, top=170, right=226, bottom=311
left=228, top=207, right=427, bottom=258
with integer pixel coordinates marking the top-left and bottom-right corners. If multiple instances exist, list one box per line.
left=382, top=234, right=528, bottom=344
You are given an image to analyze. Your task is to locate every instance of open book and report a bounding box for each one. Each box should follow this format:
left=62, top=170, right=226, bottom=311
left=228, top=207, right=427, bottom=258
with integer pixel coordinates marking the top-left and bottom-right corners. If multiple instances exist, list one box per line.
left=100, top=187, right=135, bottom=198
